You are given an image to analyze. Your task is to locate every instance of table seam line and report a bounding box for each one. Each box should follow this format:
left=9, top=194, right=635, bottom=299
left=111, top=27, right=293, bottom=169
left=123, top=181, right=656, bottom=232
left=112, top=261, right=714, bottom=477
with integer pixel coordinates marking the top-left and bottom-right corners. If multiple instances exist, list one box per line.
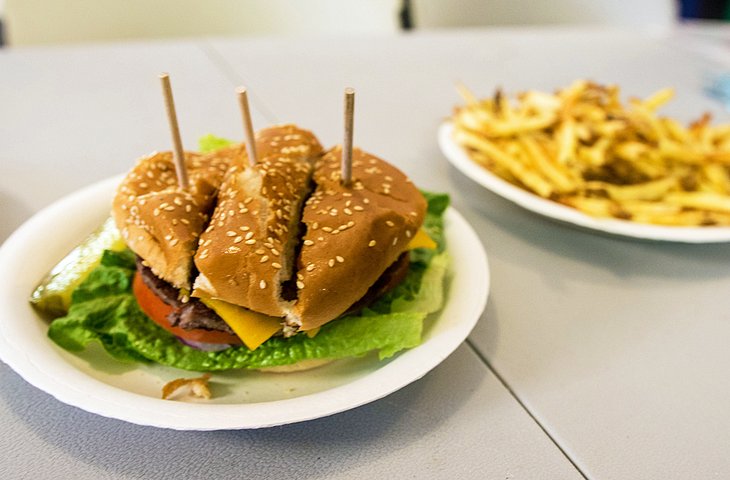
left=197, top=40, right=281, bottom=125
left=466, top=338, right=590, bottom=480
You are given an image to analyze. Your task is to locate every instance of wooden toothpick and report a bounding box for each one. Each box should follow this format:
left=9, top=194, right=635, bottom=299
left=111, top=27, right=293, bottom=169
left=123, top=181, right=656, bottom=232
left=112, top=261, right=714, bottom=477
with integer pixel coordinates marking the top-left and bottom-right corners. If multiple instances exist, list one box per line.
left=159, top=73, right=188, bottom=189
left=237, top=87, right=258, bottom=167
left=342, top=87, right=355, bottom=187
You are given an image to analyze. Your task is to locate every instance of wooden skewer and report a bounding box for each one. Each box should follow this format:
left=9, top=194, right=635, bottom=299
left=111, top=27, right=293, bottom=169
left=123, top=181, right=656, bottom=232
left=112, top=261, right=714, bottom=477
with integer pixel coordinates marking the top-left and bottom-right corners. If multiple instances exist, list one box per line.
left=342, top=87, right=355, bottom=187
left=237, top=87, right=258, bottom=167
left=159, top=73, right=189, bottom=189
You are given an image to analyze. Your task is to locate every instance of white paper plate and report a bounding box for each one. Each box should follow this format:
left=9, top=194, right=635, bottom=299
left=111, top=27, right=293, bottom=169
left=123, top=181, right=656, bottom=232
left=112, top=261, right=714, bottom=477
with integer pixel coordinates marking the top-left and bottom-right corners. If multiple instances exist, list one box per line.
left=0, top=176, right=489, bottom=430
left=439, top=122, right=730, bottom=243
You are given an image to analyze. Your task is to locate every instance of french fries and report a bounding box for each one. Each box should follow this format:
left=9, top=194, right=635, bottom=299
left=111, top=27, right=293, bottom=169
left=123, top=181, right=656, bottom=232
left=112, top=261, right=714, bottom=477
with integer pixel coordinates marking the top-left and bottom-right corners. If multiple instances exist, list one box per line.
left=451, top=80, right=730, bottom=226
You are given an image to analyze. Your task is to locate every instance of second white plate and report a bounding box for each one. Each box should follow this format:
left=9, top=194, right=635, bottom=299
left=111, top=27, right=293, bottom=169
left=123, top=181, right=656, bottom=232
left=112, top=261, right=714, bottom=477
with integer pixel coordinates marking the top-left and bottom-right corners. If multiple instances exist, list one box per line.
left=439, top=122, right=730, bottom=243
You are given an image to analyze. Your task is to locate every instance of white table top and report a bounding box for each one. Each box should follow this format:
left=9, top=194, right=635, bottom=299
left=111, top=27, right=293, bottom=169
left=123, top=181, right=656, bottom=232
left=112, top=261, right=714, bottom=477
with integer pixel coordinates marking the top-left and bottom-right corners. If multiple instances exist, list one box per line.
left=1, top=24, right=729, bottom=479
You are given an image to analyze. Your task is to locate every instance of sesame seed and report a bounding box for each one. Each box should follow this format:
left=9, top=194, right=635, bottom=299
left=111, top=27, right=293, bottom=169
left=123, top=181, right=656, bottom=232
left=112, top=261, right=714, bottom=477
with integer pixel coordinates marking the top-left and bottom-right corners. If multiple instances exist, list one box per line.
left=164, top=234, right=173, bottom=241
left=306, top=264, right=315, bottom=272
left=256, top=249, right=265, bottom=254
left=328, top=259, right=335, bottom=267
left=296, top=281, right=305, bottom=289
left=272, top=262, right=282, bottom=269
left=344, top=208, right=353, bottom=215
left=234, top=236, right=243, bottom=243
left=303, top=239, right=314, bottom=246
left=245, top=239, right=256, bottom=245
left=386, top=220, right=395, bottom=227
left=185, top=205, right=192, bottom=212
left=227, top=246, right=241, bottom=253
left=368, top=240, right=376, bottom=247
left=336, top=256, right=344, bottom=263
left=226, top=231, right=237, bottom=237
left=322, top=227, right=333, bottom=232
left=153, top=208, right=160, bottom=216
left=260, top=255, right=269, bottom=263
left=260, top=280, right=267, bottom=289
left=245, top=231, right=254, bottom=240
left=406, top=230, right=412, bottom=238
left=271, top=248, right=280, bottom=256
left=393, top=237, right=398, bottom=245
left=170, top=238, right=179, bottom=246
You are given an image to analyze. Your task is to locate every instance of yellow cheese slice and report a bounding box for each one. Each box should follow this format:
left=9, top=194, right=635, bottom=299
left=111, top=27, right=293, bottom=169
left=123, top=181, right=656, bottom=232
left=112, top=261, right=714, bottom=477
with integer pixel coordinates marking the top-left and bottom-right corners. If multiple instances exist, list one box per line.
left=407, top=228, right=437, bottom=250
left=199, top=297, right=282, bottom=351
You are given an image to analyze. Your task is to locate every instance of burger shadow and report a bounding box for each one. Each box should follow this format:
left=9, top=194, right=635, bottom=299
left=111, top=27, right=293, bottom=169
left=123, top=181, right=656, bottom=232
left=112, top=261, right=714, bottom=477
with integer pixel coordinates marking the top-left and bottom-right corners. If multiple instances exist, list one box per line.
left=1, top=344, right=482, bottom=479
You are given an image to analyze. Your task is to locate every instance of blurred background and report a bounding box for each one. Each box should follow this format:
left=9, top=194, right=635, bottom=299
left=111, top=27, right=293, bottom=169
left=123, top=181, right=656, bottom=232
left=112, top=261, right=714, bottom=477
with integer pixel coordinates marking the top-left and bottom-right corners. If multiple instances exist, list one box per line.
left=0, top=0, right=727, bottom=47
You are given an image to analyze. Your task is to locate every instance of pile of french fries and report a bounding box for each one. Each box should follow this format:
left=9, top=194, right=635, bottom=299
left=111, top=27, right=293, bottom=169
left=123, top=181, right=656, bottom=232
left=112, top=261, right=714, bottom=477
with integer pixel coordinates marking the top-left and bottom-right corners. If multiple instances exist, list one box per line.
left=452, top=79, right=730, bottom=226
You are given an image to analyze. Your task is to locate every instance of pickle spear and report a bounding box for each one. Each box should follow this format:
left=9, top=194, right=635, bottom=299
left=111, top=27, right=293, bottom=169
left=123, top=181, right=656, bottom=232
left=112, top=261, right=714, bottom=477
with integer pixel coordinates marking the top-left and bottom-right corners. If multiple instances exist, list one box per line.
left=30, top=217, right=125, bottom=317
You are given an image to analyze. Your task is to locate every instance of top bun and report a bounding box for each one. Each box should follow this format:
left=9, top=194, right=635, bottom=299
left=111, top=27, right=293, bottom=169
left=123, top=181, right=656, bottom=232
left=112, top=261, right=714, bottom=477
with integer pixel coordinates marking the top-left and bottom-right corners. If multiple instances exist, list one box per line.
left=285, top=146, right=427, bottom=331
left=192, top=125, right=323, bottom=315
left=112, top=150, right=236, bottom=289
left=113, top=125, right=427, bottom=337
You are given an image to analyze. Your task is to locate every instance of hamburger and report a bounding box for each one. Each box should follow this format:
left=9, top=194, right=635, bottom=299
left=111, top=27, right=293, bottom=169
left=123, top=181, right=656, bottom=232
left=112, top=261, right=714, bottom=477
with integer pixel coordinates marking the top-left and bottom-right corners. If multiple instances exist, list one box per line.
left=47, top=125, right=449, bottom=372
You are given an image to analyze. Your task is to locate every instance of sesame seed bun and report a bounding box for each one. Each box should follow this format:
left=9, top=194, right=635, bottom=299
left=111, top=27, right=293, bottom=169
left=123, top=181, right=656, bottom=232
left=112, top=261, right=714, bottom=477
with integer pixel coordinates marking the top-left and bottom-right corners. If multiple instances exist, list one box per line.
left=285, top=146, right=427, bottom=331
left=112, top=150, right=236, bottom=289
left=192, top=125, right=323, bottom=316
left=114, top=125, right=426, bottom=360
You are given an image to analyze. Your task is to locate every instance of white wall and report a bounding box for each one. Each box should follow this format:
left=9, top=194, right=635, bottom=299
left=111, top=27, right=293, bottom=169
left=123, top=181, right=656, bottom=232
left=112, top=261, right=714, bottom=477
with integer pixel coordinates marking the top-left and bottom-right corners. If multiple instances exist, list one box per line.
left=4, top=0, right=401, bottom=46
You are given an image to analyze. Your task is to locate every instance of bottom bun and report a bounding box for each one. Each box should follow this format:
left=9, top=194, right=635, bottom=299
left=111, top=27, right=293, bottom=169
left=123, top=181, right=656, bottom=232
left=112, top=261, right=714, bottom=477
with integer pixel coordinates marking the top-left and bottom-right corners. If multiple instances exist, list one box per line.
left=257, top=358, right=334, bottom=373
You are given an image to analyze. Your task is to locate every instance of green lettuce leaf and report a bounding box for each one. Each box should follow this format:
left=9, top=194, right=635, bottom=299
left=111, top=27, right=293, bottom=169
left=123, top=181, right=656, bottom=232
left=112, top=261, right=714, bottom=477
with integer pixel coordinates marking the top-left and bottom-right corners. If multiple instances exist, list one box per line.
left=47, top=192, right=450, bottom=371
left=198, top=134, right=234, bottom=153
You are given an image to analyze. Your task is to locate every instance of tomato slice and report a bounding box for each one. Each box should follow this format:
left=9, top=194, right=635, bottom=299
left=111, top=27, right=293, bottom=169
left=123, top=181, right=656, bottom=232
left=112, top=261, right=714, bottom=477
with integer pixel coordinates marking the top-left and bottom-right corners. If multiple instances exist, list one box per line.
left=132, top=272, right=242, bottom=346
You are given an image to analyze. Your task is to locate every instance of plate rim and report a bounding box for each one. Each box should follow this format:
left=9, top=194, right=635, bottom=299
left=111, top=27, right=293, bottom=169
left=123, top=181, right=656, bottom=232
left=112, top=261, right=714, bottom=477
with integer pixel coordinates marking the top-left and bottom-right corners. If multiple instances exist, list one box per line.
left=0, top=176, right=490, bottom=430
left=439, top=122, right=730, bottom=243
